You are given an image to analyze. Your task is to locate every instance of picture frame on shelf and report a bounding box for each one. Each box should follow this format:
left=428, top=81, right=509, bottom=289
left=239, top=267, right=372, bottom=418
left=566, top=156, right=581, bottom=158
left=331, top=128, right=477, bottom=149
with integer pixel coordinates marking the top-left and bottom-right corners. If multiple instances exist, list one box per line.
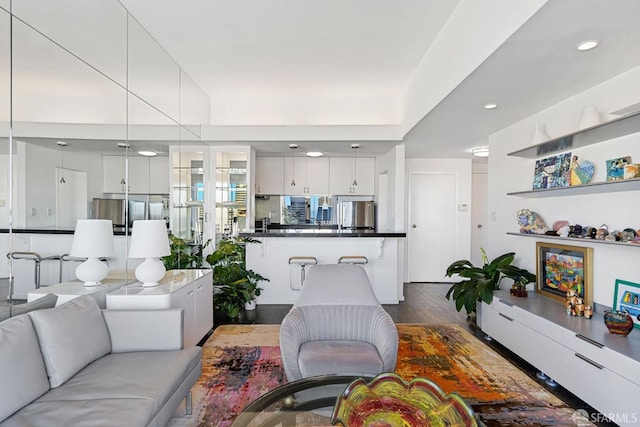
left=536, top=242, right=593, bottom=305
left=613, top=279, right=640, bottom=329
left=605, top=156, right=631, bottom=181
left=532, top=152, right=572, bottom=189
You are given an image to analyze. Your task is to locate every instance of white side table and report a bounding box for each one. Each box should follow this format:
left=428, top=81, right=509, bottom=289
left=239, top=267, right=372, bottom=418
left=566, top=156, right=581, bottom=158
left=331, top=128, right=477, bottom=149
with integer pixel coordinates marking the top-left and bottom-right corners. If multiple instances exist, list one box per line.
left=106, top=269, right=213, bottom=347
left=27, top=278, right=133, bottom=308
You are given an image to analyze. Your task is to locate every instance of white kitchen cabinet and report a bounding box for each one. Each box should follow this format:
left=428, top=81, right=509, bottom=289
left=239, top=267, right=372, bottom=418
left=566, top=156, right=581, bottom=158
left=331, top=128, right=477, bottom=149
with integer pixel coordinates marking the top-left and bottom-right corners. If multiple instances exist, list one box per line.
left=284, top=157, right=329, bottom=195
left=329, top=157, right=375, bottom=195
left=255, top=157, right=284, bottom=194
left=106, top=269, right=213, bottom=347
left=481, top=292, right=640, bottom=424
left=103, top=156, right=169, bottom=194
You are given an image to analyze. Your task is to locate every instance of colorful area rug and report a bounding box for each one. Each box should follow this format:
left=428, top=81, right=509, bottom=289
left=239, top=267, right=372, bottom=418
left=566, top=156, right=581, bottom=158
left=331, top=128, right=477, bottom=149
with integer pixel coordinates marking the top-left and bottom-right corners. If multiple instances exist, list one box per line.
left=168, top=323, right=590, bottom=426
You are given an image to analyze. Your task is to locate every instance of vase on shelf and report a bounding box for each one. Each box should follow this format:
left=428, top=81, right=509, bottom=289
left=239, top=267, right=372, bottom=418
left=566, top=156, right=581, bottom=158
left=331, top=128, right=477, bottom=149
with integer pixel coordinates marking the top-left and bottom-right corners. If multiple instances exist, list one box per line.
left=578, top=106, right=602, bottom=130
left=604, top=310, right=634, bottom=336
left=531, top=122, right=550, bottom=143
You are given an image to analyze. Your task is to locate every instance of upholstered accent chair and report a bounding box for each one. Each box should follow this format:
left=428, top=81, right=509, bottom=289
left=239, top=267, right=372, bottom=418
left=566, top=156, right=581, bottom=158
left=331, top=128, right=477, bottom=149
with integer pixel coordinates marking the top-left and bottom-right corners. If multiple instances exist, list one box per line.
left=280, top=264, right=398, bottom=381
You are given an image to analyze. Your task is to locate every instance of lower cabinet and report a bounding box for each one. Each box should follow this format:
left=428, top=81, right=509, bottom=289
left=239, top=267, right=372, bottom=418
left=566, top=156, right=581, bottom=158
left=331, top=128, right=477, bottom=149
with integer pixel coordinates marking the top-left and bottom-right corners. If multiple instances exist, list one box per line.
left=106, top=269, right=213, bottom=347
left=482, top=292, right=640, bottom=425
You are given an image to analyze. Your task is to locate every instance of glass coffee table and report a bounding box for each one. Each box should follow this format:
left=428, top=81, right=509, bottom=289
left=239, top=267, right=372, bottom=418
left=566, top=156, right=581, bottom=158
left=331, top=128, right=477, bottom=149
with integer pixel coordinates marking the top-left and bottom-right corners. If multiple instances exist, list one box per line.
left=232, top=375, right=370, bottom=427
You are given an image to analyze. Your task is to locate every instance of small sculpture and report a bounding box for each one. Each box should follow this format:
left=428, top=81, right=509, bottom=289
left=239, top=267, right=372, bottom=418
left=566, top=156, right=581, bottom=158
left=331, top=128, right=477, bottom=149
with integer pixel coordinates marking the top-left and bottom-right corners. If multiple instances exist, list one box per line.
left=517, top=209, right=548, bottom=234
left=596, top=224, right=609, bottom=240
left=584, top=306, right=593, bottom=319
left=558, top=225, right=570, bottom=238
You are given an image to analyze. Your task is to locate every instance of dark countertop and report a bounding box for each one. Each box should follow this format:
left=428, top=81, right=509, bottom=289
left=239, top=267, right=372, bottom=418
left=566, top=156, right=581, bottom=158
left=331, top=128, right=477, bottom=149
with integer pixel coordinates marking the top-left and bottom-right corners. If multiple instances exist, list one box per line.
left=0, top=228, right=131, bottom=236
left=240, top=229, right=406, bottom=238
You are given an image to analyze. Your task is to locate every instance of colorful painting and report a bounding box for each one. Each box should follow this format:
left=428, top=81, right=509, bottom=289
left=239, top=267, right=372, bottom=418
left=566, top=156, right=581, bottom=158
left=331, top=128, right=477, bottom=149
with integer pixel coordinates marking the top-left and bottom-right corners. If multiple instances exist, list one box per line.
left=536, top=242, right=593, bottom=305
left=532, top=152, right=572, bottom=189
left=613, top=279, right=640, bottom=329
left=606, top=156, right=631, bottom=181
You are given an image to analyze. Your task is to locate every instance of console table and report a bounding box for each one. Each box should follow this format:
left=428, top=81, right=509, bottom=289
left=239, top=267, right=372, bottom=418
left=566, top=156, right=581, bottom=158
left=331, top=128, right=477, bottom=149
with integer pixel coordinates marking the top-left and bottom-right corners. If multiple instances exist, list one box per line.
left=481, top=290, right=640, bottom=425
left=27, top=278, right=133, bottom=308
left=106, top=269, right=213, bottom=347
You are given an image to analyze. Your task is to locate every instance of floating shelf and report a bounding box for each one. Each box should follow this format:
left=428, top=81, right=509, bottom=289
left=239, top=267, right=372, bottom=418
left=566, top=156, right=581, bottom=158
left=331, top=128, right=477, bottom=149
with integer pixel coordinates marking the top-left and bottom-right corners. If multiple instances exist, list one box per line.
left=507, top=177, right=640, bottom=197
left=507, top=111, right=640, bottom=159
left=506, top=232, right=640, bottom=248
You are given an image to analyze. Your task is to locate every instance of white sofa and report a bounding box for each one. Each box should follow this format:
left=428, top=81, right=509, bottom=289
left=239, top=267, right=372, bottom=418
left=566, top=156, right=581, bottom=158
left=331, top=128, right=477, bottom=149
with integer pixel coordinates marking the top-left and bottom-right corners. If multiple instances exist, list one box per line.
left=0, top=295, right=201, bottom=427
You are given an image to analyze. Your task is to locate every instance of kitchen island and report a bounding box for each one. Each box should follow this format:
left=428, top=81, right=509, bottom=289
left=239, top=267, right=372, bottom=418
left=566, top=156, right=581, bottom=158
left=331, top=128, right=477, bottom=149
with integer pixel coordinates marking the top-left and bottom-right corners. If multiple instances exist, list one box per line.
left=240, top=229, right=406, bottom=304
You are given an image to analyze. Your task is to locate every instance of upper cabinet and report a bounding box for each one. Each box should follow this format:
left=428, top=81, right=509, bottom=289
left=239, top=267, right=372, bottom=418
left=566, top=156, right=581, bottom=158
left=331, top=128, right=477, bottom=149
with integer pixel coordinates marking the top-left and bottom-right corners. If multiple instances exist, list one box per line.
left=283, top=157, right=330, bottom=195
left=103, top=155, right=169, bottom=194
left=329, top=157, right=375, bottom=195
left=255, top=157, right=284, bottom=195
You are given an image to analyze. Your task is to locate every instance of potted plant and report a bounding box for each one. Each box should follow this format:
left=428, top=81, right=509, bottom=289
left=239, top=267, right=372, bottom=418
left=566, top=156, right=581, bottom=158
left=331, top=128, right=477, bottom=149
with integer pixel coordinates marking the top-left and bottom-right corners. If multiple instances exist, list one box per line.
left=162, top=234, right=211, bottom=270
left=205, top=237, right=268, bottom=319
left=444, top=248, right=536, bottom=317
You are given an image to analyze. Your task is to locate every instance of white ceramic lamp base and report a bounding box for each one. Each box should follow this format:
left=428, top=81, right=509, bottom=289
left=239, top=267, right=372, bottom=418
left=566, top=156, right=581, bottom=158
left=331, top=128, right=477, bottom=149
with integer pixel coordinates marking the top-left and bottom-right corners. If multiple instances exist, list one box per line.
left=76, top=257, right=109, bottom=287
left=135, top=257, right=166, bottom=287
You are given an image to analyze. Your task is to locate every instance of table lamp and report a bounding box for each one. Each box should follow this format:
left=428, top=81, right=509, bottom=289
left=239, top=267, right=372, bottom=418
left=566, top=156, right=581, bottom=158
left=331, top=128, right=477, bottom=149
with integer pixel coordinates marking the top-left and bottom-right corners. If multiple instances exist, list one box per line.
left=69, top=219, right=115, bottom=287
left=128, top=220, right=171, bottom=287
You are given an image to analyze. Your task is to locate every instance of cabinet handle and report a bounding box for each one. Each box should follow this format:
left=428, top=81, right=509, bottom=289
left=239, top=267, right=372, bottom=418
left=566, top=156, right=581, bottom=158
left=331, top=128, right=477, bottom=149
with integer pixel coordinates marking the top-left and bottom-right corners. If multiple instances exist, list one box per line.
left=196, top=284, right=203, bottom=291
left=498, top=313, right=514, bottom=322
left=575, top=334, right=604, bottom=348
left=574, top=353, right=604, bottom=370
left=187, top=290, right=194, bottom=297
left=499, top=299, right=514, bottom=307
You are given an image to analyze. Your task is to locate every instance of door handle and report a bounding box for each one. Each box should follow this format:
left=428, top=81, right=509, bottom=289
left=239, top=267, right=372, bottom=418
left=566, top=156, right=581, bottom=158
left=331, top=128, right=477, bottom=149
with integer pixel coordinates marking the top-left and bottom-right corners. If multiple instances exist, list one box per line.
left=412, top=224, right=417, bottom=228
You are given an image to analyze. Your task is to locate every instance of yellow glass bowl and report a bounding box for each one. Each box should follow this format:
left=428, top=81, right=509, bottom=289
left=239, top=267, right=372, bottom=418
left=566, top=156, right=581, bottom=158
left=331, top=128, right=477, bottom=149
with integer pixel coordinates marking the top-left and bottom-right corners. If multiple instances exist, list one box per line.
left=331, top=373, right=480, bottom=427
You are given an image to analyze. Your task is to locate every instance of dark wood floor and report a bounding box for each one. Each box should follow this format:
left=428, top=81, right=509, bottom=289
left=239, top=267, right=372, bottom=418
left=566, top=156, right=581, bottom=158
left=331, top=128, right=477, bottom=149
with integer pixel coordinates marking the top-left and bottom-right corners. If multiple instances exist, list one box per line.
left=215, top=282, right=616, bottom=427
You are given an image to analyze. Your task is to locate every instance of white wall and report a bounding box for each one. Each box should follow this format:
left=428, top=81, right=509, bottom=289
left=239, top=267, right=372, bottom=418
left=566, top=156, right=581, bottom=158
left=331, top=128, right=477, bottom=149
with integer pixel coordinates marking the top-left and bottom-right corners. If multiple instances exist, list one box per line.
left=488, top=65, right=640, bottom=308
left=404, top=158, right=472, bottom=282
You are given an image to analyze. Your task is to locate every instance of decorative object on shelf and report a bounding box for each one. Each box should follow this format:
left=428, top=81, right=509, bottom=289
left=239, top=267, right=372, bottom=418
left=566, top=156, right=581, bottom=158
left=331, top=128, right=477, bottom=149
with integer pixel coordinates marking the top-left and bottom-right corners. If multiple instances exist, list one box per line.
left=605, top=156, right=631, bottom=181
left=595, top=224, right=609, bottom=240
left=623, top=163, right=640, bottom=179
left=69, top=219, right=115, bottom=287
left=612, top=279, right=640, bottom=329
left=531, top=122, right=550, bottom=143
left=620, top=228, right=638, bottom=242
left=604, top=310, right=634, bottom=336
left=445, top=248, right=536, bottom=316
left=569, top=155, right=595, bottom=185
left=552, top=220, right=570, bottom=231
left=577, top=106, right=602, bottom=130
left=331, top=373, right=480, bottom=427
left=536, top=242, right=593, bottom=306
left=532, top=152, right=572, bottom=189
left=128, top=220, right=171, bottom=287
left=517, top=209, right=548, bottom=234
left=510, top=278, right=529, bottom=297
left=557, top=225, right=570, bottom=237
left=584, top=305, right=593, bottom=319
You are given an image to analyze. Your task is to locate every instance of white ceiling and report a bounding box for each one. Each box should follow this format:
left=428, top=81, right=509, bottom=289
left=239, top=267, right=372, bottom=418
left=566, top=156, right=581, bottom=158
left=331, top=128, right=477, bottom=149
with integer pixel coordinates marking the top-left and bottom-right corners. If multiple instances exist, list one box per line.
left=29, top=0, right=640, bottom=159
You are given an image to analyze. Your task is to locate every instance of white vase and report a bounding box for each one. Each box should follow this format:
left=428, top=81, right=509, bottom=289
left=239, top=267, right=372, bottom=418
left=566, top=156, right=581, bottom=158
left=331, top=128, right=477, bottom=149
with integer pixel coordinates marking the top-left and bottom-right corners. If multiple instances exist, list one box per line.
left=531, top=122, right=550, bottom=143
left=244, top=300, right=256, bottom=311
left=578, top=106, right=602, bottom=130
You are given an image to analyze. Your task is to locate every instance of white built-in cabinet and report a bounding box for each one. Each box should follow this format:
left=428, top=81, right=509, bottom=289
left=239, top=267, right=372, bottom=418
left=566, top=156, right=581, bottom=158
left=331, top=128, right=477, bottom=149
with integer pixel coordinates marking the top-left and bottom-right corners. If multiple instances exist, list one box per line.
left=482, top=292, right=640, bottom=424
left=283, top=157, right=330, bottom=195
left=329, top=157, right=375, bottom=195
left=103, top=156, right=169, bottom=194
left=255, top=157, right=284, bottom=194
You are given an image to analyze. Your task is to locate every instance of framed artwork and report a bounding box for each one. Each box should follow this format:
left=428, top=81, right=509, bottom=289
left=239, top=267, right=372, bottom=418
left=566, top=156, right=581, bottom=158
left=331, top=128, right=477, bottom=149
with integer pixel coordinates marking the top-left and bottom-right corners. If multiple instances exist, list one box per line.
left=532, top=152, right=572, bottom=189
left=605, top=156, right=631, bottom=181
left=536, top=242, right=593, bottom=305
left=613, top=279, right=640, bottom=329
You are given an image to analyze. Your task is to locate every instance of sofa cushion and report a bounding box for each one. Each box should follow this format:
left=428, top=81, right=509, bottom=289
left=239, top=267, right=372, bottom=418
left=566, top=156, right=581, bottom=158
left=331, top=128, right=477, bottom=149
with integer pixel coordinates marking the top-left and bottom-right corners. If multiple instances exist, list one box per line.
left=29, top=296, right=111, bottom=388
left=298, top=340, right=383, bottom=378
left=0, top=294, right=58, bottom=322
left=0, top=315, right=50, bottom=422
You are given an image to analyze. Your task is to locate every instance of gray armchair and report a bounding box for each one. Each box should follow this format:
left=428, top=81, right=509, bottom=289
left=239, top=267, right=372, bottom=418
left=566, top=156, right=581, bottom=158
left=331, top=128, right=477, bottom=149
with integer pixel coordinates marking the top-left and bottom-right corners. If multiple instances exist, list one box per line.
left=280, top=264, right=398, bottom=381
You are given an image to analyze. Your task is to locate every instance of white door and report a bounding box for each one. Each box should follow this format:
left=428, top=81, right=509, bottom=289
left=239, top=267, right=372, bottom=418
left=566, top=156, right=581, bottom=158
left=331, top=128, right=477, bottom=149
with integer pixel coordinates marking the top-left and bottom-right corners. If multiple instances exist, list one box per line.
left=471, top=172, right=488, bottom=267
left=409, top=173, right=456, bottom=282
left=56, top=168, right=88, bottom=228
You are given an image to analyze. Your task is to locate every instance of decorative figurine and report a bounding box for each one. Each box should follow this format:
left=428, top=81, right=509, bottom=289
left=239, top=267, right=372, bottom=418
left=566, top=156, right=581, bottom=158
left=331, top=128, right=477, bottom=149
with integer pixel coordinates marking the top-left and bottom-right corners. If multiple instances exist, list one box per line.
left=604, top=310, right=634, bottom=336
left=584, top=306, right=593, bottom=319
left=575, top=298, right=585, bottom=316
left=517, top=209, right=549, bottom=234
left=596, top=224, right=609, bottom=240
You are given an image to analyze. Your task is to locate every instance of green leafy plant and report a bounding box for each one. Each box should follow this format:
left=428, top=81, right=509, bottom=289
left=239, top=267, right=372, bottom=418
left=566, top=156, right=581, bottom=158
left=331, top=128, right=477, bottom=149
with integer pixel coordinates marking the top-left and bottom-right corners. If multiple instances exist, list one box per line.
left=445, top=248, right=536, bottom=315
left=205, top=237, right=268, bottom=318
left=162, top=234, right=211, bottom=270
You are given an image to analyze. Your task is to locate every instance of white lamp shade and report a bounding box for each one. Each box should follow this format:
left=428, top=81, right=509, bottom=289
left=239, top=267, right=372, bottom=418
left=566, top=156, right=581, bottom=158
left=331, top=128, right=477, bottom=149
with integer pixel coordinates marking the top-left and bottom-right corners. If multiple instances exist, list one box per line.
left=69, top=220, right=115, bottom=258
left=128, top=220, right=171, bottom=259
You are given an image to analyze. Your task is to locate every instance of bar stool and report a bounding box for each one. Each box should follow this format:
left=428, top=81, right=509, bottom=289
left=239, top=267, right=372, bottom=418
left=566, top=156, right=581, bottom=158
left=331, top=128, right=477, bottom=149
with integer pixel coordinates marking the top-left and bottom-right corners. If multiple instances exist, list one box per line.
left=6, top=251, right=64, bottom=289
left=288, top=256, right=318, bottom=290
left=338, top=255, right=368, bottom=265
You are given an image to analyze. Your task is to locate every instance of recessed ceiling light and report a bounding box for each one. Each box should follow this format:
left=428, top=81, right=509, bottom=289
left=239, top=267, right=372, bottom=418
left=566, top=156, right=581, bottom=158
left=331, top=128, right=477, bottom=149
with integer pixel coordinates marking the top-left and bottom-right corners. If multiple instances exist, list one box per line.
left=576, top=40, right=599, bottom=51
left=484, top=103, right=498, bottom=110
left=138, top=151, right=158, bottom=157
left=305, top=151, right=324, bottom=157
left=471, top=147, right=489, bottom=157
